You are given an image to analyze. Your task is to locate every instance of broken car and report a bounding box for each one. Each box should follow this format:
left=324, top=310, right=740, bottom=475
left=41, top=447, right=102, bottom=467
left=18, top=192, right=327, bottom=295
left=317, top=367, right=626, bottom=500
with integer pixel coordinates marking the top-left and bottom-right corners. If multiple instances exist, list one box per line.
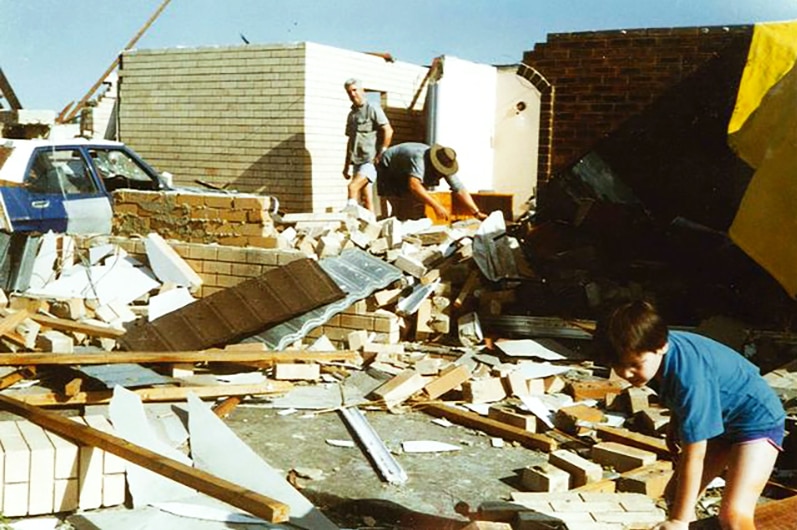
left=0, top=138, right=169, bottom=235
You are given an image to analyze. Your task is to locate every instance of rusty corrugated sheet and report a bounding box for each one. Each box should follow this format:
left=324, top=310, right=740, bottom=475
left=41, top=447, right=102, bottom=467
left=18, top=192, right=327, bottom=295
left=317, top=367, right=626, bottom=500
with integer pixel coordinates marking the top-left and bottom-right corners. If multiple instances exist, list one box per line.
left=118, top=257, right=345, bottom=351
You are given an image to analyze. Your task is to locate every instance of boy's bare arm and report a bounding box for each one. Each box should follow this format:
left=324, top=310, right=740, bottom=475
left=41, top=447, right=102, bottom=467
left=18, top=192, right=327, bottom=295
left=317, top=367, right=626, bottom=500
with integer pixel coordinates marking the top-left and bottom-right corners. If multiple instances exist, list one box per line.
left=664, top=440, right=707, bottom=528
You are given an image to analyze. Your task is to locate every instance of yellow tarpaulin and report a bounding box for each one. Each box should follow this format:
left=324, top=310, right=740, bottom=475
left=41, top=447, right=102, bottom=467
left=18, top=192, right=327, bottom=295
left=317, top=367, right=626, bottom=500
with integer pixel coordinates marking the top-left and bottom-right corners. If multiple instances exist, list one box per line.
left=728, top=21, right=797, bottom=298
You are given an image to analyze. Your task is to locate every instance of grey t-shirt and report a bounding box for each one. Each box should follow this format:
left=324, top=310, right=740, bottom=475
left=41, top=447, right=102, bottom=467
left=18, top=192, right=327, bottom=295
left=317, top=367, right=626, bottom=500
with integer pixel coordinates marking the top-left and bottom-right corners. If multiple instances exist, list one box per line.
left=345, top=101, right=389, bottom=164
left=377, top=142, right=464, bottom=196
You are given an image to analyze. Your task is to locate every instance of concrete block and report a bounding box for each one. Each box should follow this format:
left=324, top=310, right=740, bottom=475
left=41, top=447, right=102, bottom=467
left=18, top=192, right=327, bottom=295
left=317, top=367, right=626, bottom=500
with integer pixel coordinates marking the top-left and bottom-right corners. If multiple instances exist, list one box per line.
left=371, top=369, right=429, bottom=406
left=554, top=404, right=604, bottom=434
left=549, top=449, right=603, bottom=487
left=463, top=377, right=507, bottom=404
left=591, top=441, right=657, bottom=472
left=16, top=421, right=54, bottom=515
left=521, top=463, right=570, bottom=492
left=488, top=405, right=537, bottom=432
left=616, top=461, right=674, bottom=498
left=424, top=364, right=471, bottom=400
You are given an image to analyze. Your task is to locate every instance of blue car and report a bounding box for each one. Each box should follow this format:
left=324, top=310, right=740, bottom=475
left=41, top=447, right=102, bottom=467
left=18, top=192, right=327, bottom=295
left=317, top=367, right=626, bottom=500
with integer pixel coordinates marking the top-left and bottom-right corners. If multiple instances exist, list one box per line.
left=0, top=138, right=168, bottom=235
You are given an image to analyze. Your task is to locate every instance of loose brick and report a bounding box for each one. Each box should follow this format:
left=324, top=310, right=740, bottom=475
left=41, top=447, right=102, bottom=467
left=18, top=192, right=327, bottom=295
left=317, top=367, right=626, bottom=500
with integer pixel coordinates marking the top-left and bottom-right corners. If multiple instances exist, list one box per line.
left=549, top=449, right=603, bottom=487
left=590, top=441, right=657, bottom=472
left=521, top=463, right=570, bottom=492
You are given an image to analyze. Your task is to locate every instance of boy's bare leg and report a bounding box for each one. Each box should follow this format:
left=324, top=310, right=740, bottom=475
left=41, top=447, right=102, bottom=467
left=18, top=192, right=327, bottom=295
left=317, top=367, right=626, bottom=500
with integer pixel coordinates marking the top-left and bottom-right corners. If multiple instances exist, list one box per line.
left=718, top=439, right=778, bottom=529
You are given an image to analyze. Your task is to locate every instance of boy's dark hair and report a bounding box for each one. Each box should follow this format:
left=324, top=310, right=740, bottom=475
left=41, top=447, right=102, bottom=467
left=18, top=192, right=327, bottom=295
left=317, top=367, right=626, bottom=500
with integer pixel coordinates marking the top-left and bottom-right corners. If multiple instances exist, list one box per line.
left=593, top=300, right=668, bottom=365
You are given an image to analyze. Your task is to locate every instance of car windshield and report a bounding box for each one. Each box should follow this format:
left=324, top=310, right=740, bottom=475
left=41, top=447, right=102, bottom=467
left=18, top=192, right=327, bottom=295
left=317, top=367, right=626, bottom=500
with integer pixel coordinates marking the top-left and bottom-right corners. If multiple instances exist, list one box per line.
left=89, top=148, right=153, bottom=183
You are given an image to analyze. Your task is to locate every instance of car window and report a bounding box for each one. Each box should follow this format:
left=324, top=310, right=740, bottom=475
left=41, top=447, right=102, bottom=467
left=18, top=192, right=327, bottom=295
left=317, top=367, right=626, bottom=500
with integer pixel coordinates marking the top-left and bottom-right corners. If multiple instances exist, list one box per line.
left=89, top=149, right=153, bottom=183
left=25, top=149, right=98, bottom=195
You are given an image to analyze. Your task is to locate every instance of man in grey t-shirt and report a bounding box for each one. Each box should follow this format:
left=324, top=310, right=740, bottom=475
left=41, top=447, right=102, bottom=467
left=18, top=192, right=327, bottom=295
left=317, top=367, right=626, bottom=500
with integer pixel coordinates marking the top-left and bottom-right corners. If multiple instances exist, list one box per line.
left=377, top=142, right=488, bottom=222
left=342, top=78, right=393, bottom=213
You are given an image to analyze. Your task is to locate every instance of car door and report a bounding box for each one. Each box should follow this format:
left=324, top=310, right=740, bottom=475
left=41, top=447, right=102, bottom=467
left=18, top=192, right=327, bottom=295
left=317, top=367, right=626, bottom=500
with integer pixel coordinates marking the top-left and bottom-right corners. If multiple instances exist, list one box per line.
left=17, top=147, right=112, bottom=234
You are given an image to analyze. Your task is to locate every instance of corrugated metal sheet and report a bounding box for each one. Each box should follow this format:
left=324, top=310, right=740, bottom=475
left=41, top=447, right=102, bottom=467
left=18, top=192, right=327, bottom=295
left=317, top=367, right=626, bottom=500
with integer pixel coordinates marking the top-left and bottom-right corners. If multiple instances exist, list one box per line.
left=254, top=248, right=403, bottom=350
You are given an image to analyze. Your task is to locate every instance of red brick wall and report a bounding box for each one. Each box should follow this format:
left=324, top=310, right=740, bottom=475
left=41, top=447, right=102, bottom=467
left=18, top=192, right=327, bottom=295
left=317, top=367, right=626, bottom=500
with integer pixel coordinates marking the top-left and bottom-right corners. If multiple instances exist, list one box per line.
left=523, top=25, right=753, bottom=180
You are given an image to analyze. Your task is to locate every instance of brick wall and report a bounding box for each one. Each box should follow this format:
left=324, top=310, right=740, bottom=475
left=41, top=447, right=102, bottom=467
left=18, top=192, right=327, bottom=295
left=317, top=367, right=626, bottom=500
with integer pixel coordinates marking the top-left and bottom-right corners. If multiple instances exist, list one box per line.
left=523, top=25, right=753, bottom=179
left=118, top=44, right=308, bottom=210
left=118, top=43, right=429, bottom=215
left=103, top=236, right=305, bottom=298
left=112, top=189, right=279, bottom=248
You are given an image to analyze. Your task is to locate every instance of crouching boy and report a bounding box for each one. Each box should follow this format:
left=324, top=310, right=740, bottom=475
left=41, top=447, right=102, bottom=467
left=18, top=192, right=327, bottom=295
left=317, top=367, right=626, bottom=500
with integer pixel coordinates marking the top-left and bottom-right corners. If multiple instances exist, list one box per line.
left=595, top=300, right=785, bottom=530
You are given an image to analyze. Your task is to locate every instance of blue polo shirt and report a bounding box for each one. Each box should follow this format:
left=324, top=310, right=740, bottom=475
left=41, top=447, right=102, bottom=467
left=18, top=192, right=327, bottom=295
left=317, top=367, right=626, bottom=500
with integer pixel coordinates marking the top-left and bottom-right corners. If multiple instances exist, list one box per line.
left=656, top=331, right=784, bottom=445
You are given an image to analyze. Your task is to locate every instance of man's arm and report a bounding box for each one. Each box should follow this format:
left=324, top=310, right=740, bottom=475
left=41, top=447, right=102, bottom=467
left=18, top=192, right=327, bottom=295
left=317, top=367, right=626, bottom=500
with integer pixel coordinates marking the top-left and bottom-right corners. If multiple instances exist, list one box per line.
left=375, top=123, right=394, bottom=164
left=408, top=176, right=449, bottom=221
left=453, top=189, right=488, bottom=220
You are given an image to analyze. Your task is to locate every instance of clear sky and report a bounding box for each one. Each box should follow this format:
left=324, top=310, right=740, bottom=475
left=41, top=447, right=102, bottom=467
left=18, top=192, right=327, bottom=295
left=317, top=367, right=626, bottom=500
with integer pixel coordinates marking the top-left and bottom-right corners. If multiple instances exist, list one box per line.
left=3, top=0, right=797, bottom=112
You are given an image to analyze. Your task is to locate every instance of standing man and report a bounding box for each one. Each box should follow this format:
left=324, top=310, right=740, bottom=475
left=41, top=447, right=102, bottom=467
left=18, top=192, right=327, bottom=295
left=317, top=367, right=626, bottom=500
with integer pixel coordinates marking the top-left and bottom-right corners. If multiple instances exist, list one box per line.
left=376, top=142, right=488, bottom=222
left=342, top=78, right=393, bottom=213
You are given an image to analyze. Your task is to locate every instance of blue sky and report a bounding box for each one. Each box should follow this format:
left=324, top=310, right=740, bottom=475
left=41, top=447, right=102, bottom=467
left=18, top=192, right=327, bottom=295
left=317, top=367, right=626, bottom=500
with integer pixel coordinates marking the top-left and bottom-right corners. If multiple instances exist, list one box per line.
left=3, top=0, right=797, bottom=112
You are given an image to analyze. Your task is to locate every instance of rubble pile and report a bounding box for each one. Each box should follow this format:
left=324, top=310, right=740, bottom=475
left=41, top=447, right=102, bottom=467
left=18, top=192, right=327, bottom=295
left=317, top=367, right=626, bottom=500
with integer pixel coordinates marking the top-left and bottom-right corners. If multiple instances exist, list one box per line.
left=0, top=203, right=794, bottom=529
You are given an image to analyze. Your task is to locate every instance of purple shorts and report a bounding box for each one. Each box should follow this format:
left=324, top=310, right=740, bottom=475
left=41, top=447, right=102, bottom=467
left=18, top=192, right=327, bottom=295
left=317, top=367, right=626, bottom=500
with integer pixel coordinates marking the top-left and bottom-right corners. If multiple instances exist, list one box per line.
left=723, top=425, right=785, bottom=450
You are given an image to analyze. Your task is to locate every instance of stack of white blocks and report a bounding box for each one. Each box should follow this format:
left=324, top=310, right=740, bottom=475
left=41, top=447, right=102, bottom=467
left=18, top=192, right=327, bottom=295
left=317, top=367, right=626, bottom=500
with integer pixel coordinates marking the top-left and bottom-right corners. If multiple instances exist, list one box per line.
left=0, top=415, right=126, bottom=517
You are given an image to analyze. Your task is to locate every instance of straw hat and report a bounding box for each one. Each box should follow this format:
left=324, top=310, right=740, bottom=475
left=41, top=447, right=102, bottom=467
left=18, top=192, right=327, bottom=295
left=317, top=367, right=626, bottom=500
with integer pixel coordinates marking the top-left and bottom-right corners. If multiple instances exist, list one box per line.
left=429, top=144, right=458, bottom=177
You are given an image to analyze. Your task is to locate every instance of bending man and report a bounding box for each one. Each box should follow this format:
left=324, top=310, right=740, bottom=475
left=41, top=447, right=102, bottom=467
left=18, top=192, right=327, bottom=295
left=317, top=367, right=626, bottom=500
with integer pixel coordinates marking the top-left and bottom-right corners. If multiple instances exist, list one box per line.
left=377, top=142, right=488, bottom=222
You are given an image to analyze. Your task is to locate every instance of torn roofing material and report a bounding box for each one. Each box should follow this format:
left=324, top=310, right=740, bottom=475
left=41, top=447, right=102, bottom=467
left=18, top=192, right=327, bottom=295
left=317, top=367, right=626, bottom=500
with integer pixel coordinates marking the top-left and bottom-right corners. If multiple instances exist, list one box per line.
left=253, top=248, right=403, bottom=350
left=118, top=257, right=345, bottom=352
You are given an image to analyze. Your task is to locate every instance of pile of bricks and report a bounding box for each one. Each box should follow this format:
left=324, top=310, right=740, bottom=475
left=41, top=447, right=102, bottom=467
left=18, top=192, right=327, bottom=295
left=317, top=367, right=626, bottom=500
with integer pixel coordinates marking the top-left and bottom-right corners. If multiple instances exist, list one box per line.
left=0, top=417, right=125, bottom=518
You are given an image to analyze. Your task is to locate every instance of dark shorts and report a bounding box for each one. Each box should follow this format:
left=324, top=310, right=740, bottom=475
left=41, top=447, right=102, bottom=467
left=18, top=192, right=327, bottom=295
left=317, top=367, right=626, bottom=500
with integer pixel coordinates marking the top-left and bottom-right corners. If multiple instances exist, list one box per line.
left=720, top=424, right=785, bottom=450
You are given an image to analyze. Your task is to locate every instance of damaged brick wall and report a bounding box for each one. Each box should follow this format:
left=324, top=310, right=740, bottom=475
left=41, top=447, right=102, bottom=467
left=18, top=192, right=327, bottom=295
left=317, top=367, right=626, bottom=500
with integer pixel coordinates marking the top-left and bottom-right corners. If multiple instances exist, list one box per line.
left=523, top=25, right=753, bottom=180
left=112, top=190, right=279, bottom=247
left=119, top=43, right=429, bottom=214
left=101, top=235, right=305, bottom=298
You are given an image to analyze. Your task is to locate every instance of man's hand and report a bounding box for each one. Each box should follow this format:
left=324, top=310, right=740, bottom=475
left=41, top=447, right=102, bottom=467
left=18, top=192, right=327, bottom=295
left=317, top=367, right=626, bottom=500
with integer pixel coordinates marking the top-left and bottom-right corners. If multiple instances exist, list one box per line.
left=342, top=169, right=351, bottom=180
left=433, top=203, right=449, bottom=222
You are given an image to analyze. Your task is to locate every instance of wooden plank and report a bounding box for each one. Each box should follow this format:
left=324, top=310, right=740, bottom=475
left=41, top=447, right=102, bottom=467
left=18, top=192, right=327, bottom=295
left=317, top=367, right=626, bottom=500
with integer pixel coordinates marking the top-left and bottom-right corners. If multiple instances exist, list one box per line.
left=5, top=381, right=293, bottom=407
left=419, top=403, right=558, bottom=452
left=0, top=309, right=30, bottom=337
left=28, top=313, right=125, bottom=339
left=0, top=393, right=290, bottom=522
left=754, top=494, right=797, bottom=530
left=0, top=349, right=357, bottom=366
left=0, top=366, right=36, bottom=390
left=595, top=425, right=670, bottom=459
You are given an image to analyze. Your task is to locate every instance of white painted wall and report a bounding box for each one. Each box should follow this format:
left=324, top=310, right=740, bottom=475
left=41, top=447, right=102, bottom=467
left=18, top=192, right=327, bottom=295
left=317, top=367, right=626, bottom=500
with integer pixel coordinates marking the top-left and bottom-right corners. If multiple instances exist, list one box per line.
left=427, top=56, right=497, bottom=194
left=494, top=67, right=540, bottom=218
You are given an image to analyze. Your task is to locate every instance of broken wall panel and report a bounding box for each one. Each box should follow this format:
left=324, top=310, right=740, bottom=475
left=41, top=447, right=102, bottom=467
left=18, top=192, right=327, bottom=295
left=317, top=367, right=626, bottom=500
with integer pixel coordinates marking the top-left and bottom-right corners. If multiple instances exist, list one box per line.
left=523, top=25, right=753, bottom=179
left=541, top=36, right=755, bottom=232
left=119, top=258, right=345, bottom=352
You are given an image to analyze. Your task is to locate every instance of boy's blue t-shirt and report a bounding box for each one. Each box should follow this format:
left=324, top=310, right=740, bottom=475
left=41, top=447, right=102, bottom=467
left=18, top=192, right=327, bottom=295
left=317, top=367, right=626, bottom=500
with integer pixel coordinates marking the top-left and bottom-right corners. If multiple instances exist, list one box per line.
left=656, top=331, right=785, bottom=445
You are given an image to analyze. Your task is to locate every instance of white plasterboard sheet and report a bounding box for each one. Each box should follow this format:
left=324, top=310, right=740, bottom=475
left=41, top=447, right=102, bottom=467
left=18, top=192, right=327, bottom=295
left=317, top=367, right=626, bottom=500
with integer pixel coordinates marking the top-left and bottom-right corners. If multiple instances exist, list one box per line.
left=495, top=339, right=567, bottom=360
left=148, top=286, right=196, bottom=321
left=26, top=261, right=159, bottom=306
left=187, top=393, right=339, bottom=530
left=402, top=440, right=461, bottom=453
left=29, top=230, right=58, bottom=290
left=145, top=233, right=202, bottom=289
left=514, top=361, right=570, bottom=379
left=108, top=386, right=196, bottom=506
